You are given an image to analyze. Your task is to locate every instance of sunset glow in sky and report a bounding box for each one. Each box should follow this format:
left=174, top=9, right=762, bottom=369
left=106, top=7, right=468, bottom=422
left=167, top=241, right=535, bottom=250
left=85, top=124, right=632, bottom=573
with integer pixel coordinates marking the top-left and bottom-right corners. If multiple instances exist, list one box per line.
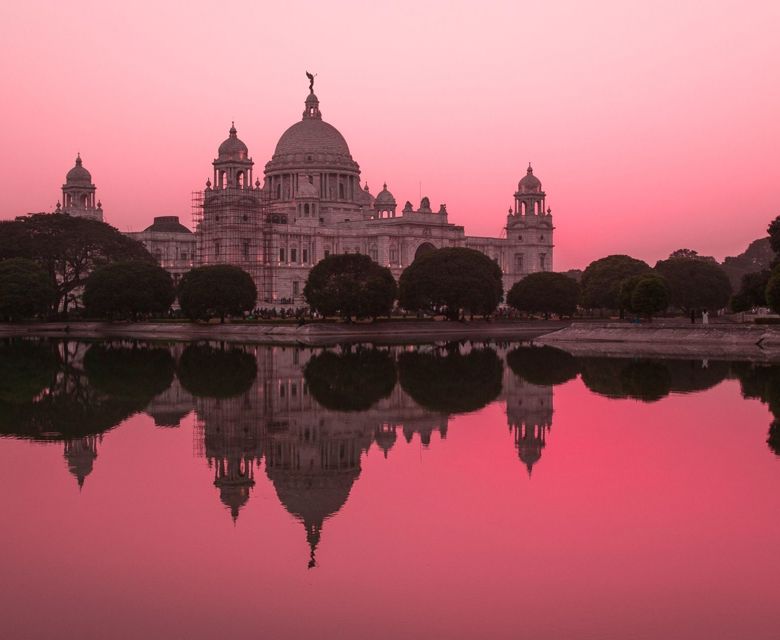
left=2, top=0, right=778, bottom=270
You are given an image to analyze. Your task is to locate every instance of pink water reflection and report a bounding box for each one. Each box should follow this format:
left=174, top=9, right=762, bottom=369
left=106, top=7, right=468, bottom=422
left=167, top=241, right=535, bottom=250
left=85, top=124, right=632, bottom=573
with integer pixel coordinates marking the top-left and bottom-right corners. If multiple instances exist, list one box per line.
left=0, top=365, right=778, bottom=639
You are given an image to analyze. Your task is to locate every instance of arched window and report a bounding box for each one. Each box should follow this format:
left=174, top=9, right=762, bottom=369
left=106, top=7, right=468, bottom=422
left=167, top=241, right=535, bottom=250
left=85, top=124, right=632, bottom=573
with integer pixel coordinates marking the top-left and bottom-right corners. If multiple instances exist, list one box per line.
left=237, top=171, right=244, bottom=188
left=304, top=204, right=310, bottom=215
left=339, top=183, right=345, bottom=199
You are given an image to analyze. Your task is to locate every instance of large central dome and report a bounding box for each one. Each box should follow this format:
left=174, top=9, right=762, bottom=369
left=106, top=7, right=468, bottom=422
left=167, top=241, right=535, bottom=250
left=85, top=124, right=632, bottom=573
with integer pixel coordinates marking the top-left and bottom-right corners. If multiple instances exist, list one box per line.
left=266, top=92, right=359, bottom=174
left=274, top=118, right=351, bottom=158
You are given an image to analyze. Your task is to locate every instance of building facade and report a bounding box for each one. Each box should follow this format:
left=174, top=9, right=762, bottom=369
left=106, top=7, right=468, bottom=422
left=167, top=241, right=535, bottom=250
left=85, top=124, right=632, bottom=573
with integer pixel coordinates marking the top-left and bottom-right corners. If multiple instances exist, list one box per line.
left=59, top=82, right=556, bottom=304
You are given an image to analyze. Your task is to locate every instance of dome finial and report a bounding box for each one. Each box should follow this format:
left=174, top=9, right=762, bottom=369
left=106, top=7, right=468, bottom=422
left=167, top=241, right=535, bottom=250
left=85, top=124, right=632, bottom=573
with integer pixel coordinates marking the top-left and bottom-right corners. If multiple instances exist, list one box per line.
left=76, top=153, right=82, bottom=166
left=229, top=121, right=237, bottom=135
left=527, top=162, right=533, bottom=173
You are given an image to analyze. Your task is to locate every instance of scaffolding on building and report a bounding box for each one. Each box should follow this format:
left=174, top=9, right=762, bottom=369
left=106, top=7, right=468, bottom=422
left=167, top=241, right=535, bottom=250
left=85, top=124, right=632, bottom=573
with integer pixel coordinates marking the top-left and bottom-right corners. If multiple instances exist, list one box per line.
left=192, top=187, right=295, bottom=305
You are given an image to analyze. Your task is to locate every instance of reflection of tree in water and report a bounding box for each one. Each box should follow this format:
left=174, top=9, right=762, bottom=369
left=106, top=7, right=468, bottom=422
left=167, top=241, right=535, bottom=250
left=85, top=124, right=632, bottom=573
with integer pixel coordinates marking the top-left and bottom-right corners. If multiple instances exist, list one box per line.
left=664, top=360, right=730, bottom=394
left=0, top=339, right=177, bottom=486
left=0, top=339, right=59, bottom=404
left=580, top=358, right=672, bottom=402
left=304, top=348, right=396, bottom=411
left=733, top=362, right=780, bottom=456
left=84, top=343, right=174, bottom=402
left=506, top=346, right=578, bottom=386
left=177, top=343, right=257, bottom=398
left=399, top=345, right=503, bottom=414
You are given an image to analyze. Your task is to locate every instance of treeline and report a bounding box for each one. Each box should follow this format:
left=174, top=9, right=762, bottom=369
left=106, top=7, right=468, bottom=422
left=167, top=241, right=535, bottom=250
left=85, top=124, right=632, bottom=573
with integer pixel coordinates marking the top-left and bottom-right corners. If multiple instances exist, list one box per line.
left=2, top=212, right=780, bottom=322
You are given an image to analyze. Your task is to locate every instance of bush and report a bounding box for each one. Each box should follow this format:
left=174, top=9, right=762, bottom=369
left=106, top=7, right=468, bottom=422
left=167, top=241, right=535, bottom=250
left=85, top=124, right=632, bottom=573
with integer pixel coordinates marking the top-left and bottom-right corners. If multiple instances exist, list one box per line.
left=619, top=273, right=669, bottom=319
left=178, top=265, right=256, bottom=321
left=304, top=254, right=396, bottom=320
left=84, top=261, right=175, bottom=319
left=399, top=247, right=503, bottom=320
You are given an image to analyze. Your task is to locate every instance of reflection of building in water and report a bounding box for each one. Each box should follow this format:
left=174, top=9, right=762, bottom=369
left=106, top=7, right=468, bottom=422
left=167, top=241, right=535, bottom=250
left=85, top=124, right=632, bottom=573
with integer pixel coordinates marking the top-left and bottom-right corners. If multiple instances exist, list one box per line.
left=184, top=343, right=555, bottom=562
left=144, top=376, right=194, bottom=428
left=63, top=435, right=101, bottom=488
left=499, top=348, right=554, bottom=475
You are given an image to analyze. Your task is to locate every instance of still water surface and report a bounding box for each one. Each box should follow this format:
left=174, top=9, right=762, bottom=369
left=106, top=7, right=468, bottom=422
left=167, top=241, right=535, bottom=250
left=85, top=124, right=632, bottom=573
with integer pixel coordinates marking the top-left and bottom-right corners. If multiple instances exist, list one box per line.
left=0, top=339, right=778, bottom=639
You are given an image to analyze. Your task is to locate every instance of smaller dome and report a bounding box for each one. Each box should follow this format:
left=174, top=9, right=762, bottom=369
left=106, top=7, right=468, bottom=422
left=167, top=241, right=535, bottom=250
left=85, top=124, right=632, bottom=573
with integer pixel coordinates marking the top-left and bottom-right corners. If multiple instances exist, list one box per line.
left=374, top=183, right=396, bottom=208
left=218, top=122, right=249, bottom=160
left=66, top=154, right=92, bottom=185
left=518, top=163, right=542, bottom=193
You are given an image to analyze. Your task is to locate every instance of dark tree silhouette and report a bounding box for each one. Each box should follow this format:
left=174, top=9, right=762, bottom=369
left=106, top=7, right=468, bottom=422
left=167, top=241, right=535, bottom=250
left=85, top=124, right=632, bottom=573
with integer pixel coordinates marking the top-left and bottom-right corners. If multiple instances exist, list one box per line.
left=399, top=247, right=503, bottom=320
left=0, top=214, right=152, bottom=313
left=84, top=261, right=175, bottom=319
left=0, top=258, right=56, bottom=320
left=507, top=272, right=580, bottom=317
left=304, top=254, right=396, bottom=320
left=178, top=265, right=257, bottom=321
left=654, top=257, right=731, bottom=311
left=580, top=255, right=652, bottom=312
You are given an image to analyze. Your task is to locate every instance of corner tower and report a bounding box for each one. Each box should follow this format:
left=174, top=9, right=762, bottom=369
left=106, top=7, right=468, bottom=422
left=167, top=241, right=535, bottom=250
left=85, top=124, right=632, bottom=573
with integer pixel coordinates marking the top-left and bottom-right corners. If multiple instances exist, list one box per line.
left=60, top=154, right=103, bottom=221
left=504, top=164, right=554, bottom=290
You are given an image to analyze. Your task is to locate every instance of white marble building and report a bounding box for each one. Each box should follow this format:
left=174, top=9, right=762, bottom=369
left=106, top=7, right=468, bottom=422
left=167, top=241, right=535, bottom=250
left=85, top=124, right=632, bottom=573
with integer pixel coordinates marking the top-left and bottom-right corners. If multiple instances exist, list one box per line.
left=61, top=83, right=555, bottom=305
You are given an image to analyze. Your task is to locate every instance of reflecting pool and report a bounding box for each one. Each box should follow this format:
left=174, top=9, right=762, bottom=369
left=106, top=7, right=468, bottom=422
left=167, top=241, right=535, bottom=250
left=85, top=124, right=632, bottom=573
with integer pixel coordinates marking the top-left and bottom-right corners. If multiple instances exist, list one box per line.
left=0, top=338, right=778, bottom=639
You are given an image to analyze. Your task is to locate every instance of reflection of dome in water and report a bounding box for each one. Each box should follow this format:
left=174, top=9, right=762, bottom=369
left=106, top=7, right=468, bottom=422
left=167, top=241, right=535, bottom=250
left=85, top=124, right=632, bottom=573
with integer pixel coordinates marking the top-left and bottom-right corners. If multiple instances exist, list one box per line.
left=374, top=425, right=397, bottom=458
left=146, top=407, right=190, bottom=428
left=268, top=468, right=359, bottom=568
left=64, top=436, right=99, bottom=488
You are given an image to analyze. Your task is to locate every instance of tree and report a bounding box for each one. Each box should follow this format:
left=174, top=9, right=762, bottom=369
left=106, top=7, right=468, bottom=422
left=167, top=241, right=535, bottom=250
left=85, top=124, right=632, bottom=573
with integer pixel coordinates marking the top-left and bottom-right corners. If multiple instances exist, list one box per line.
left=765, top=270, right=780, bottom=314
left=178, top=265, right=256, bottom=321
left=619, top=273, right=669, bottom=319
left=304, top=254, right=396, bottom=320
left=580, top=255, right=652, bottom=311
left=0, top=258, right=56, bottom=320
left=767, top=215, right=780, bottom=255
left=304, top=348, right=397, bottom=411
left=731, top=269, right=770, bottom=311
left=669, top=248, right=700, bottom=259
left=83, top=261, right=175, bottom=320
left=0, top=214, right=152, bottom=314
left=654, top=257, right=732, bottom=311
left=398, top=247, right=503, bottom=320
left=506, top=272, right=580, bottom=317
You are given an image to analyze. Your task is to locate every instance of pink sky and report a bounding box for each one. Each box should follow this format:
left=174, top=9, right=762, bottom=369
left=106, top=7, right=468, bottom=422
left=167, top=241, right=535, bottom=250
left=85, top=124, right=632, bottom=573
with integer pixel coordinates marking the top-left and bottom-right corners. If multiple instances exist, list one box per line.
left=2, top=1, right=778, bottom=270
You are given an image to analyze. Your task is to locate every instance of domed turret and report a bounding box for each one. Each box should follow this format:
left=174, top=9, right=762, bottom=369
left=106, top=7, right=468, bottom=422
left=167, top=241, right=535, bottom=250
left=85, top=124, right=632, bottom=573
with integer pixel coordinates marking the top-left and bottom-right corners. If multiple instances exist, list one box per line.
left=374, top=183, right=397, bottom=218
left=518, top=163, right=542, bottom=193
left=61, top=154, right=103, bottom=221
left=218, top=122, right=249, bottom=161
left=66, top=154, right=92, bottom=185
left=212, top=123, right=254, bottom=189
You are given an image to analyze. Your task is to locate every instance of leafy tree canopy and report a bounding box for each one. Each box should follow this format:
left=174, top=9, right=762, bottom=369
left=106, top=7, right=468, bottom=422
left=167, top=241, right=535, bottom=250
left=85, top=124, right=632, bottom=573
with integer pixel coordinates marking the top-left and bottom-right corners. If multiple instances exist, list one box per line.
left=0, top=214, right=152, bottom=313
left=304, top=254, right=396, bottom=320
left=177, top=343, right=257, bottom=398
left=654, top=257, right=732, bottom=311
left=507, top=272, right=580, bottom=317
left=0, top=258, right=57, bottom=320
left=580, top=255, right=652, bottom=310
left=619, top=273, right=669, bottom=319
left=730, top=269, right=770, bottom=311
left=506, top=346, right=579, bottom=386
left=304, top=348, right=397, bottom=411
left=398, top=346, right=503, bottom=413
left=84, top=261, right=175, bottom=320
left=765, top=270, right=780, bottom=315
left=178, top=265, right=256, bottom=321
left=767, top=215, right=780, bottom=255
left=398, top=247, right=503, bottom=320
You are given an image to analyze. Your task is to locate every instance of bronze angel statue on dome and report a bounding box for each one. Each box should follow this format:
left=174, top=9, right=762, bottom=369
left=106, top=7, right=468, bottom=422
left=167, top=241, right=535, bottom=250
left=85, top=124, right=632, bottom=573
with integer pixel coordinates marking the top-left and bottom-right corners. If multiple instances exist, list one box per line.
left=306, top=71, right=316, bottom=92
